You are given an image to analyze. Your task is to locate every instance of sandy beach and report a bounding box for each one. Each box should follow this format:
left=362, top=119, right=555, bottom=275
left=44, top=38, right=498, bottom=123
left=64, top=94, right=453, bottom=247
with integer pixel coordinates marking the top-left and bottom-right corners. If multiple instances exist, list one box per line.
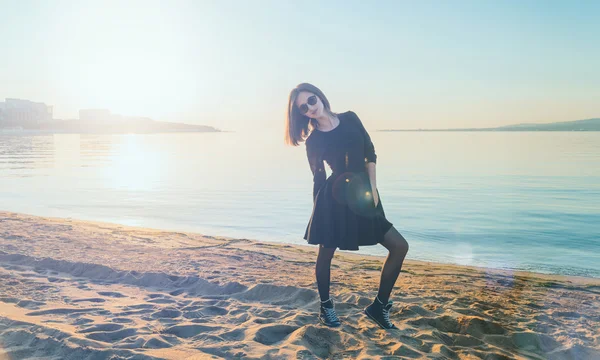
left=0, top=211, right=598, bottom=359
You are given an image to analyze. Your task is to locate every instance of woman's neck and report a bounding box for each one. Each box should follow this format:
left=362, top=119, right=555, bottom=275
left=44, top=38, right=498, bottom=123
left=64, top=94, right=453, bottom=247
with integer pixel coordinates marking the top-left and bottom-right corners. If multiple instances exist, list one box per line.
left=315, top=113, right=338, bottom=131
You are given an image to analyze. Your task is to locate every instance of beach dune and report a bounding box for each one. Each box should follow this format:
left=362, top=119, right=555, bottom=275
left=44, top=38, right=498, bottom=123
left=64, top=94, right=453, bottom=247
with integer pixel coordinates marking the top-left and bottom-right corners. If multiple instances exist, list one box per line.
left=0, top=211, right=598, bottom=359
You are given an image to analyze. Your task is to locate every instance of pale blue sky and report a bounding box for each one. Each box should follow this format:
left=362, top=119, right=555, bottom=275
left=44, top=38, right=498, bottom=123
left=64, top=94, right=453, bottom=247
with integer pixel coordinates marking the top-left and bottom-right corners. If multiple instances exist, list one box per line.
left=1, top=0, right=599, bottom=131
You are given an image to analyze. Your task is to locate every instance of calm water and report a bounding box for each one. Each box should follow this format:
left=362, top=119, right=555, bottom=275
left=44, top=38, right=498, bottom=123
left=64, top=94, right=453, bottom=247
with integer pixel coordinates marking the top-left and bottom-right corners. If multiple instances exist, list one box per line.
left=1, top=131, right=599, bottom=278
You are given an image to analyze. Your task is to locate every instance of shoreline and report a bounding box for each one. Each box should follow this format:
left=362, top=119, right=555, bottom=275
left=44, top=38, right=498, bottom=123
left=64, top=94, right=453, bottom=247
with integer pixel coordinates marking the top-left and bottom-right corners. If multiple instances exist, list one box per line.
left=1, top=210, right=599, bottom=359
left=2, top=210, right=597, bottom=283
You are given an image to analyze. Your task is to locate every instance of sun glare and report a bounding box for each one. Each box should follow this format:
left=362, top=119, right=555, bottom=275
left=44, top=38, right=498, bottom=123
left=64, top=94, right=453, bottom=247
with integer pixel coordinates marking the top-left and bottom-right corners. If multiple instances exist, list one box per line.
left=101, top=135, right=168, bottom=192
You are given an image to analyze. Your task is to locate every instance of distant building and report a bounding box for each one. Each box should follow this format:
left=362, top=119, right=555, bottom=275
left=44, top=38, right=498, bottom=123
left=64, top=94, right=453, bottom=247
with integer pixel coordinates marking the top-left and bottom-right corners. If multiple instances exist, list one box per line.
left=0, top=98, right=53, bottom=128
left=79, top=109, right=111, bottom=122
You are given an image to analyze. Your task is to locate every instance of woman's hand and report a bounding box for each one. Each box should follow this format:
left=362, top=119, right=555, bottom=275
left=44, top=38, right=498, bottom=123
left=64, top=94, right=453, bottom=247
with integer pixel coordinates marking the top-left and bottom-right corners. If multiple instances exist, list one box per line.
left=372, top=186, right=379, bottom=207
left=365, top=162, right=378, bottom=207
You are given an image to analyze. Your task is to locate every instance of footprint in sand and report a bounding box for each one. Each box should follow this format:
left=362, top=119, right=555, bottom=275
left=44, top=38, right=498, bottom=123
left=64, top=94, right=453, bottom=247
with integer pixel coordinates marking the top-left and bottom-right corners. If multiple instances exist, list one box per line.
left=390, top=343, right=423, bottom=358
left=290, top=326, right=345, bottom=358
left=111, top=317, right=135, bottom=324
left=200, top=305, right=228, bottom=316
left=511, top=332, right=561, bottom=353
left=85, top=328, right=137, bottom=343
left=143, top=336, right=172, bottom=349
left=15, top=300, right=46, bottom=309
left=162, top=324, right=223, bottom=338
left=125, top=304, right=156, bottom=310
left=78, top=323, right=124, bottom=333
left=254, top=309, right=288, bottom=319
left=151, top=307, right=182, bottom=319
left=147, top=293, right=165, bottom=299
left=0, top=297, right=19, bottom=304
left=71, top=298, right=106, bottom=303
left=147, top=298, right=177, bottom=304
left=219, top=328, right=246, bottom=341
left=402, top=304, right=438, bottom=318
left=183, top=310, right=204, bottom=319
left=454, top=308, right=486, bottom=317
left=189, top=318, right=211, bottom=324
left=451, top=334, right=485, bottom=347
left=112, top=337, right=145, bottom=349
left=97, top=291, right=127, bottom=298
left=145, top=294, right=177, bottom=304
left=113, top=309, right=152, bottom=317
left=254, top=324, right=299, bottom=345
left=112, top=303, right=156, bottom=317
left=26, top=308, right=103, bottom=316
left=72, top=318, right=95, bottom=325
left=169, top=289, right=186, bottom=296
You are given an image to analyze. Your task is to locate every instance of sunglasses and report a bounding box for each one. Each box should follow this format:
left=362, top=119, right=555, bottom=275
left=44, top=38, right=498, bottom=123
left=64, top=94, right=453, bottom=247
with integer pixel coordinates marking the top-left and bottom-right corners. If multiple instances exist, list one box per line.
left=298, top=95, right=318, bottom=115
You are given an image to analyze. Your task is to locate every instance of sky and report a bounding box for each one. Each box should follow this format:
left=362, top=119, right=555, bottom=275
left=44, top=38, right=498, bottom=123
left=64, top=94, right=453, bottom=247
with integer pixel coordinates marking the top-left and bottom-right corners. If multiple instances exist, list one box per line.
left=1, top=0, right=599, bottom=131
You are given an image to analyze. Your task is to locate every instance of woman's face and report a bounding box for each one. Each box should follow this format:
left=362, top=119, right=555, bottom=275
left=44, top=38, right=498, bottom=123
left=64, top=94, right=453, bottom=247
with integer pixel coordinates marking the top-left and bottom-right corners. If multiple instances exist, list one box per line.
left=295, top=91, right=324, bottom=118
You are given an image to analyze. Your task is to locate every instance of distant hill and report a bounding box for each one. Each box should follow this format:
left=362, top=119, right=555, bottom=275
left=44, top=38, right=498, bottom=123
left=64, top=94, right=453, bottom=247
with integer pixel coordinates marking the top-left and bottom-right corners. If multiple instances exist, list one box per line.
left=379, top=118, right=600, bottom=132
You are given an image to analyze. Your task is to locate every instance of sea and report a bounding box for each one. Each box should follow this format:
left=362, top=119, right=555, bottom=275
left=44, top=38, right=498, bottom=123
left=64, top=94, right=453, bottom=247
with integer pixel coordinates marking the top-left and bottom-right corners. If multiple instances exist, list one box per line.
left=1, top=130, right=599, bottom=278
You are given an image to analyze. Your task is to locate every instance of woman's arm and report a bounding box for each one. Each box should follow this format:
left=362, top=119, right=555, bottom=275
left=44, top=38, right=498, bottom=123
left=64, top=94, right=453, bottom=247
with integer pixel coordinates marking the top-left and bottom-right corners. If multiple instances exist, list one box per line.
left=366, top=162, right=377, bottom=188
left=366, top=162, right=378, bottom=206
left=351, top=111, right=379, bottom=205
left=306, top=139, right=326, bottom=203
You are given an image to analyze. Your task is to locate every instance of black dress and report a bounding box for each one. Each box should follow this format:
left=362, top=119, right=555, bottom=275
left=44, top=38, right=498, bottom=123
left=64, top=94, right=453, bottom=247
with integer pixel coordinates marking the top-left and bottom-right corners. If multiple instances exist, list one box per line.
left=303, top=111, right=393, bottom=250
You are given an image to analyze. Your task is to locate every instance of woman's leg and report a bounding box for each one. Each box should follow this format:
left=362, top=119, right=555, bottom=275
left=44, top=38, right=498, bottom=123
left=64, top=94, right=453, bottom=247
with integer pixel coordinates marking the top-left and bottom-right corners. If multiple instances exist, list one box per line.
left=377, top=226, right=409, bottom=304
left=316, top=244, right=337, bottom=302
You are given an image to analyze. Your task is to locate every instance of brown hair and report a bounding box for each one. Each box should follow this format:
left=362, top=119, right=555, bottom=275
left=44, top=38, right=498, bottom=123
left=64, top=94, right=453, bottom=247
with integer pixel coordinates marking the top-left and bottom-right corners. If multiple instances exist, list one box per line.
left=284, top=83, right=335, bottom=146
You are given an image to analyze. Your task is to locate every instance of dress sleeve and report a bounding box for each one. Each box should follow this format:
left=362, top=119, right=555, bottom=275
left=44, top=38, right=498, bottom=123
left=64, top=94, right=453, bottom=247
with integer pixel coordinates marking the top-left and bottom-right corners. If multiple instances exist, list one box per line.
left=306, top=139, right=326, bottom=202
left=351, top=111, right=377, bottom=164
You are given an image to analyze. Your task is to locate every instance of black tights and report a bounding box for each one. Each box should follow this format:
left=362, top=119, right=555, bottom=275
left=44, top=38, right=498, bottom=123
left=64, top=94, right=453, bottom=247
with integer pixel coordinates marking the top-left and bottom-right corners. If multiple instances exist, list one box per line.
left=315, top=245, right=336, bottom=302
left=315, top=226, right=409, bottom=304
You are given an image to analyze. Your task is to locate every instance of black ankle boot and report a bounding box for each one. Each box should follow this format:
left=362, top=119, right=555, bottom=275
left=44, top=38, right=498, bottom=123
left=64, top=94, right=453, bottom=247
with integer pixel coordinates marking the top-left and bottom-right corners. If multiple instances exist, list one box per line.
left=364, top=296, right=398, bottom=329
left=319, top=298, right=341, bottom=327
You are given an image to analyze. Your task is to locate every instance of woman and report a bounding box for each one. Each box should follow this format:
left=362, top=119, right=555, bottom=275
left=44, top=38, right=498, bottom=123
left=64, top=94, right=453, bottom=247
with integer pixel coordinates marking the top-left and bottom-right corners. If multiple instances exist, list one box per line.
left=284, top=83, right=409, bottom=329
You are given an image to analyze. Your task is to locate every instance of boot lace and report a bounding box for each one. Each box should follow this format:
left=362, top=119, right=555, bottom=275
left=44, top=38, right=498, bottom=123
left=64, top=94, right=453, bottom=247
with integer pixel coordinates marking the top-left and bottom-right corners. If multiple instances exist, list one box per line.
left=322, top=306, right=339, bottom=323
left=382, top=301, right=394, bottom=327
